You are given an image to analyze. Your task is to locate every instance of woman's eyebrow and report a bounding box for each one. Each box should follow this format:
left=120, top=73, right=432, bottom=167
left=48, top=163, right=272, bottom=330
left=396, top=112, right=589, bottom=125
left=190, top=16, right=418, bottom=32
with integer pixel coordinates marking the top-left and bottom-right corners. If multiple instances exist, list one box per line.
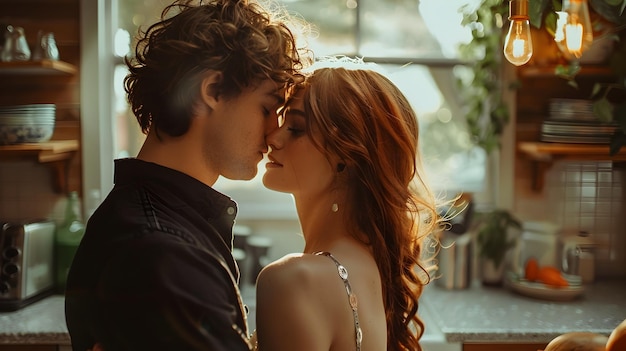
left=285, top=107, right=306, bottom=118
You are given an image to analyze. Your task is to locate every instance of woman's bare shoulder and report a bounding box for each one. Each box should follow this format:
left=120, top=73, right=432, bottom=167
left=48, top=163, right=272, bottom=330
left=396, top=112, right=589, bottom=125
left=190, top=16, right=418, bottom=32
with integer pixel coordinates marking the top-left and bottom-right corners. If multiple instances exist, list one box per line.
left=257, top=253, right=332, bottom=291
left=255, top=253, right=337, bottom=350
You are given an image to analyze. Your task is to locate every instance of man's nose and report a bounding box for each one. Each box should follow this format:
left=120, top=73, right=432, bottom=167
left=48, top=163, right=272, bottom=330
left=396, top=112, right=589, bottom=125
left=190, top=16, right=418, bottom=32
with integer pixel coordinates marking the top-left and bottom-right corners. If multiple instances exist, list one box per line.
left=265, top=112, right=280, bottom=134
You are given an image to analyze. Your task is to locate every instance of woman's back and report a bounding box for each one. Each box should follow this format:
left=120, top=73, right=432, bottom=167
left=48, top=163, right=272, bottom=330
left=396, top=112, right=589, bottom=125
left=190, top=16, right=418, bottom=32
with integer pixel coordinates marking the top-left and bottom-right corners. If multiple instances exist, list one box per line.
left=255, top=241, right=386, bottom=351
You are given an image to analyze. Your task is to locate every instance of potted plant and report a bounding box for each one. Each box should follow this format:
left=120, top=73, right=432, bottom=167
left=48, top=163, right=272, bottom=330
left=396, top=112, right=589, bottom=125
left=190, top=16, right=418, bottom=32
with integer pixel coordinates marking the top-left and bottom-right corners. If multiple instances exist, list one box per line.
left=475, top=209, right=522, bottom=285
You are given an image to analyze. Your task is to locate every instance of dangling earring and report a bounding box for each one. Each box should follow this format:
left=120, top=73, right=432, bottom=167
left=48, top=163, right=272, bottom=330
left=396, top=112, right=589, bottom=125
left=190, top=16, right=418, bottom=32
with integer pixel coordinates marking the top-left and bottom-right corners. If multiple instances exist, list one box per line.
left=332, top=163, right=345, bottom=213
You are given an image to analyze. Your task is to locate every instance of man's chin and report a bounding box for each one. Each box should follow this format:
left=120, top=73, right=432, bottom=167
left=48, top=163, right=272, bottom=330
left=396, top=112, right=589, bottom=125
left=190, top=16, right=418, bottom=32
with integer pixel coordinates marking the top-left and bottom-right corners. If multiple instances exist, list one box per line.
left=222, top=169, right=258, bottom=181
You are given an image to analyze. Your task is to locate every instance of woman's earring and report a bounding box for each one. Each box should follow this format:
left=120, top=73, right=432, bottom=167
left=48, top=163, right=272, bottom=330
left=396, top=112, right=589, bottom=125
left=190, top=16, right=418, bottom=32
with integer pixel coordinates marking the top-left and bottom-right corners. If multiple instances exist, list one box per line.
left=332, top=163, right=345, bottom=212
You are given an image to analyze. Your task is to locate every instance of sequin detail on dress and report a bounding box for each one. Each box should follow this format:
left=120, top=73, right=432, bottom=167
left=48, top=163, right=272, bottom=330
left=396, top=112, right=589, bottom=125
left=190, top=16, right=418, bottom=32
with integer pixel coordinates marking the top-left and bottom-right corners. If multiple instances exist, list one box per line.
left=315, top=251, right=362, bottom=351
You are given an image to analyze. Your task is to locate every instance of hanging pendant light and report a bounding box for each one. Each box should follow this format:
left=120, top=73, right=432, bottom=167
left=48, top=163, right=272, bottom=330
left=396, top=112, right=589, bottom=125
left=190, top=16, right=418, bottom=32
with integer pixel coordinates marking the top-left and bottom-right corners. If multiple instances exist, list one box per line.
left=503, top=0, right=533, bottom=66
left=554, top=0, right=594, bottom=59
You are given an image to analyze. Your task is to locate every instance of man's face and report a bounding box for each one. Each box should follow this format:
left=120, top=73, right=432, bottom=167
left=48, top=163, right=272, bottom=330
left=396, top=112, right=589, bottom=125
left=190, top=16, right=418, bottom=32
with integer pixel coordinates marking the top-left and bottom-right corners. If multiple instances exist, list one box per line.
left=204, top=79, right=285, bottom=181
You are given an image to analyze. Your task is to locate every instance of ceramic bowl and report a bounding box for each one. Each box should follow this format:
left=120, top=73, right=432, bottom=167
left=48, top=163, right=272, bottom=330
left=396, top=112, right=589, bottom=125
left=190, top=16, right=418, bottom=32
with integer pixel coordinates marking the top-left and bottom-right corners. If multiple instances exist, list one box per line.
left=0, top=123, right=54, bottom=144
left=0, top=104, right=56, bottom=145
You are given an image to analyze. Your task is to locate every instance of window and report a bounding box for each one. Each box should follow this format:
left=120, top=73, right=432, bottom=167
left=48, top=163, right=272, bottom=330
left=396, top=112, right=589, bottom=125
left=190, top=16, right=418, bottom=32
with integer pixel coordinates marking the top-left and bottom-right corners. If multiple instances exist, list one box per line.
left=106, top=0, right=486, bottom=219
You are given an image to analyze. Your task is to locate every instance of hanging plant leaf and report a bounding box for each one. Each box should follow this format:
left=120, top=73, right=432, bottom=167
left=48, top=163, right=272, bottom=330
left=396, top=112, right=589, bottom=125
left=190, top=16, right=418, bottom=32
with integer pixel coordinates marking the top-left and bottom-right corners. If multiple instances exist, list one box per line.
left=458, top=0, right=511, bottom=155
left=529, top=0, right=551, bottom=28
left=609, top=130, right=625, bottom=155
left=590, top=0, right=626, bottom=24
left=592, top=97, right=615, bottom=123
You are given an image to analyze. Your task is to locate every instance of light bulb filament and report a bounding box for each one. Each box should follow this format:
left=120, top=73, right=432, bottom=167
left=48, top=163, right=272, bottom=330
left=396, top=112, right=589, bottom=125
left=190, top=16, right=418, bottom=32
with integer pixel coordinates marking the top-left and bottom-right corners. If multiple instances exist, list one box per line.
left=512, top=38, right=525, bottom=58
left=565, top=23, right=583, bottom=55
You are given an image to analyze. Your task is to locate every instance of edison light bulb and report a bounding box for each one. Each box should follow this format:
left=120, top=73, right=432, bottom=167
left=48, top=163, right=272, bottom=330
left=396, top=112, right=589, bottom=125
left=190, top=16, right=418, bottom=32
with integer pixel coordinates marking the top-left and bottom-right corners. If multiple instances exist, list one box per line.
left=554, top=0, right=593, bottom=59
left=503, top=0, right=533, bottom=66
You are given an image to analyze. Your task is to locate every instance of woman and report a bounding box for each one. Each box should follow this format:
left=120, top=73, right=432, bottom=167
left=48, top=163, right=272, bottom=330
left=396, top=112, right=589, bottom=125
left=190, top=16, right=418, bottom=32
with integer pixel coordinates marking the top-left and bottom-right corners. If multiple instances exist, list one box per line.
left=256, top=59, right=442, bottom=351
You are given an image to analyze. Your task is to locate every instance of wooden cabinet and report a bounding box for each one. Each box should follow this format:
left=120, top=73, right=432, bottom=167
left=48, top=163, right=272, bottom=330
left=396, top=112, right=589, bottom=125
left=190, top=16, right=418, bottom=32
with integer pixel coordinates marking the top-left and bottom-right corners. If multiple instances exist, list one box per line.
left=0, top=345, right=65, bottom=351
left=0, top=0, right=82, bottom=194
left=514, top=64, right=625, bottom=192
left=0, top=60, right=77, bottom=76
left=0, top=140, right=79, bottom=193
left=464, top=343, right=547, bottom=351
left=518, top=142, right=626, bottom=191
left=0, top=60, right=80, bottom=193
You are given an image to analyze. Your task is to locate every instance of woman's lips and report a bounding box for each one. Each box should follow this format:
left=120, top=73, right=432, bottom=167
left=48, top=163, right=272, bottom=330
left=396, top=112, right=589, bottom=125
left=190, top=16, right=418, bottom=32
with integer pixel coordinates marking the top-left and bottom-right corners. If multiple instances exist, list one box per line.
left=266, top=155, right=283, bottom=168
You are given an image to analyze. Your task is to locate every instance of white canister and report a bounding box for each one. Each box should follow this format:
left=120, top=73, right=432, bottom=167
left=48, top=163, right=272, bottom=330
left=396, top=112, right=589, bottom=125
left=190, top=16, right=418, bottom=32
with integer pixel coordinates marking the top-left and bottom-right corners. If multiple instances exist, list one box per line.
left=512, top=221, right=561, bottom=275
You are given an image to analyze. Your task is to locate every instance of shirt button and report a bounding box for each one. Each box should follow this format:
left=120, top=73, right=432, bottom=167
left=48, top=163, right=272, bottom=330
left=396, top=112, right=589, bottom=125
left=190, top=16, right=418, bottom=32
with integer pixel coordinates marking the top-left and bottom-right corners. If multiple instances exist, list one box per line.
left=227, top=207, right=235, bottom=215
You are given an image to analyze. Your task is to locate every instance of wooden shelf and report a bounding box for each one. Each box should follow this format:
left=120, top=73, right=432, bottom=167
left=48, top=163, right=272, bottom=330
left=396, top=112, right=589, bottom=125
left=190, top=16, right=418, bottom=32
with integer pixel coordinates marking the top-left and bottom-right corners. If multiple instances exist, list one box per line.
left=0, top=60, right=77, bottom=75
left=0, top=140, right=79, bottom=193
left=518, top=65, right=613, bottom=78
left=518, top=141, right=626, bottom=191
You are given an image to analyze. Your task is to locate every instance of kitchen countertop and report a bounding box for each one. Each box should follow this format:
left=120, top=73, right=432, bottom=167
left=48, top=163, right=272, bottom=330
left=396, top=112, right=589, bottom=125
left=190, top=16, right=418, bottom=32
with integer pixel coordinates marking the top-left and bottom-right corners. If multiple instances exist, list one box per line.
left=0, top=294, right=69, bottom=345
left=1, top=280, right=625, bottom=346
left=420, top=278, right=626, bottom=344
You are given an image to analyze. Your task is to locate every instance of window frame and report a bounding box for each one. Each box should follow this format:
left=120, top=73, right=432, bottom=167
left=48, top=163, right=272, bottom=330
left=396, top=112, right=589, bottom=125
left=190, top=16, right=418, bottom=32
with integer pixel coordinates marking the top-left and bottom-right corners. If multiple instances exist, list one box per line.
left=80, top=0, right=516, bottom=219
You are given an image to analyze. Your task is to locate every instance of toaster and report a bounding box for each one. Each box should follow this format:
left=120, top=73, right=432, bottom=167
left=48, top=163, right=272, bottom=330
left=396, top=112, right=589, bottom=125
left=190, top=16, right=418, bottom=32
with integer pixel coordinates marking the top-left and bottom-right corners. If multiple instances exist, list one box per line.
left=0, top=220, right=56, bottom=311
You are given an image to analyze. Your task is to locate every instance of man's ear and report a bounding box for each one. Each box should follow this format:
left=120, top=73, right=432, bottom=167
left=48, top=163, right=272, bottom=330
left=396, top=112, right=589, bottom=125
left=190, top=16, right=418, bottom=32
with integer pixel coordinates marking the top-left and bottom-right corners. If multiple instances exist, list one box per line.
left=199, top=70, right=223, bottom=110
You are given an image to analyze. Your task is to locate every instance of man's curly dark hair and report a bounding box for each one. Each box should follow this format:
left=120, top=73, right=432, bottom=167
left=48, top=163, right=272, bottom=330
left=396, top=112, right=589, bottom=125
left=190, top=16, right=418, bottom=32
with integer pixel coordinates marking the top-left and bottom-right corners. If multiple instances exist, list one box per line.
left=124, top=0, right=309, bottom=136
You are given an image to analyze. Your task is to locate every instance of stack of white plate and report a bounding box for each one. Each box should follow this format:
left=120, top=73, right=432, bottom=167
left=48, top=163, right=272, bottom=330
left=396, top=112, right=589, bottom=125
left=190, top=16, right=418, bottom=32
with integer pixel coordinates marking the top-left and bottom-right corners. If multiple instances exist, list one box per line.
left=549, top=98, right=596, bottom=121
left=542, top=98, right=617, bottom=143
left=0, top=104, right=56, bottom=145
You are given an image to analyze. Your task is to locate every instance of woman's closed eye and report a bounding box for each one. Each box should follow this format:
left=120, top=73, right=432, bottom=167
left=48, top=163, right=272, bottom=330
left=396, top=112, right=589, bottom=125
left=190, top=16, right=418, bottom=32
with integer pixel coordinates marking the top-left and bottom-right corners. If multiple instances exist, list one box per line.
left=287, top=126, right=305, bottom=136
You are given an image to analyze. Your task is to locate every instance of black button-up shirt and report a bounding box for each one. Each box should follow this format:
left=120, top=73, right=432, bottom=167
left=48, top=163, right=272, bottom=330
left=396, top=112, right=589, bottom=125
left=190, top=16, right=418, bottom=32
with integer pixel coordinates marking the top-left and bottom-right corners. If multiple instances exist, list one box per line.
left=65, top=158, right=250, bottom=351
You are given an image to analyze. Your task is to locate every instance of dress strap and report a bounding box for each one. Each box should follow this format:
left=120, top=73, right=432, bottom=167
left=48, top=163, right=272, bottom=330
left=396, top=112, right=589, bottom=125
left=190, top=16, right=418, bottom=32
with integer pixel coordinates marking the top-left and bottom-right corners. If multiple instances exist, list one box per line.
left=315, top=251, right=362, bottom=351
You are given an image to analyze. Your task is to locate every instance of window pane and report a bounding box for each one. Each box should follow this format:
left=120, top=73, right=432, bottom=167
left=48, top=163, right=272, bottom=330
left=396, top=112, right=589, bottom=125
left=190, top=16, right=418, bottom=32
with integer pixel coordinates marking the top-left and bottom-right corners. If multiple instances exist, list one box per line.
left=380, top=64, right=486, bottom=193
left=285, top=0, right=477, bottom=59
left=360, top=0, right=443, bottom=58
left=280, top=0, right=357, bottom=56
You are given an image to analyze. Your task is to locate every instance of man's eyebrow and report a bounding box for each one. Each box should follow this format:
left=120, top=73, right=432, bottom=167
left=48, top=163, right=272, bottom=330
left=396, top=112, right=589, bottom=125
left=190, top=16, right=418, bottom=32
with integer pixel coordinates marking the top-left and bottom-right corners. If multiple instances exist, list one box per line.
left=267, top=90, right=285, bottom=105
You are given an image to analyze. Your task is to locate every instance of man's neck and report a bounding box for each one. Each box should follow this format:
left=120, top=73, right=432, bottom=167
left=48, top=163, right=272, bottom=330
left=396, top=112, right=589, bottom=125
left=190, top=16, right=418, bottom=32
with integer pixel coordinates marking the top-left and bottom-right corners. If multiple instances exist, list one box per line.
left=137, top=130, right=218, bottom=187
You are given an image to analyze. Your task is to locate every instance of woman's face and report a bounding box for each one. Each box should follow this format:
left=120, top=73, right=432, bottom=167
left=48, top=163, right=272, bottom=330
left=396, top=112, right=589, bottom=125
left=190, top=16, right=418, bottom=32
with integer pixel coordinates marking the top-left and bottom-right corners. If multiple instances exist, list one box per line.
left=263, top=88, right=335, bottom=199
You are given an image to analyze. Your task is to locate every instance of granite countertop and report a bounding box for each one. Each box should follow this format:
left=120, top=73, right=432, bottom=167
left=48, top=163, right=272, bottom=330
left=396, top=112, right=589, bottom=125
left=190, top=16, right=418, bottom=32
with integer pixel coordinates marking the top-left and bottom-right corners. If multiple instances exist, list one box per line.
left=420, top=278, right=626, bottom=344
left=0, top=294, right=69, bottom=345
left=1, top=280, right=625, bottom=346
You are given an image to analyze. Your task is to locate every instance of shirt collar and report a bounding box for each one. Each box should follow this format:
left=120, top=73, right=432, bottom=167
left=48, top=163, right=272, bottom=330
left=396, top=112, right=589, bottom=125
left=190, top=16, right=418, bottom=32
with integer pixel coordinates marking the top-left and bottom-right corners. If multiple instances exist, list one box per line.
left=113, top=158, right=238, bottom=222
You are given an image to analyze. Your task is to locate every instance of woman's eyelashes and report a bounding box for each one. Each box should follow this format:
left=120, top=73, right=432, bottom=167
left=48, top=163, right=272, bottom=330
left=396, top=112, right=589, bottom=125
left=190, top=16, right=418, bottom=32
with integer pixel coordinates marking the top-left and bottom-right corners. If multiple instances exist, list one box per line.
left=287, top=126, right=305, bottom=136
left=278, top=116, right=304, bottom=136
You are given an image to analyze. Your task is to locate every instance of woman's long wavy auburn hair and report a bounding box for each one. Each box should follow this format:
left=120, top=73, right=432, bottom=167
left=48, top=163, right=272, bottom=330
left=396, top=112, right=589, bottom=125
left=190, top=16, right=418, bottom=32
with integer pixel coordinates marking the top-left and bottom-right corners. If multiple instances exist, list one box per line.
left=297, top=66, right=440, bottom=351
left=124, top=0, right=308, bottom=137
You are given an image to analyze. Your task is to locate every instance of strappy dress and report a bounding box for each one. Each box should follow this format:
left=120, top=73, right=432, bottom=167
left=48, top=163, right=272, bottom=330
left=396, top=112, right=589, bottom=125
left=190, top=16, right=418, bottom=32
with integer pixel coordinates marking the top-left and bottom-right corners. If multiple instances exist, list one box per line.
left=251, top=252, right=363, bottom=351
left=315, top=251, right=363, bottom=351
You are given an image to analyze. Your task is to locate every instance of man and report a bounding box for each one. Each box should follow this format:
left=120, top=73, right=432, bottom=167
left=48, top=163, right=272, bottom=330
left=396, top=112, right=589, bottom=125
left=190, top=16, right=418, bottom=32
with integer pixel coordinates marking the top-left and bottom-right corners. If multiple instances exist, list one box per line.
left=64, top=1, right=307, bottom=350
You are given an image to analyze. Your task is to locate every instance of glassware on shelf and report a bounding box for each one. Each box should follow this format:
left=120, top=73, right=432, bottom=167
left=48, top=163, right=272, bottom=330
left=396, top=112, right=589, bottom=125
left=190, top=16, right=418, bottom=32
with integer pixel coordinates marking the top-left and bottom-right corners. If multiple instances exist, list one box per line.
left=32, top=30, right=60, bottom=61
left=1, top=25, right=31, bottom=62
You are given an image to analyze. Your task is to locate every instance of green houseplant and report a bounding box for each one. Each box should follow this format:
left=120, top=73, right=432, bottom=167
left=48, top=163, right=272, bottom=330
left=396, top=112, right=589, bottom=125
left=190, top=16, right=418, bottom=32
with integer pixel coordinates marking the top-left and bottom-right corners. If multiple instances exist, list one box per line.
left=458, top=0, right=512, bottom=154
left=475, top=209, right=522, bottom=284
